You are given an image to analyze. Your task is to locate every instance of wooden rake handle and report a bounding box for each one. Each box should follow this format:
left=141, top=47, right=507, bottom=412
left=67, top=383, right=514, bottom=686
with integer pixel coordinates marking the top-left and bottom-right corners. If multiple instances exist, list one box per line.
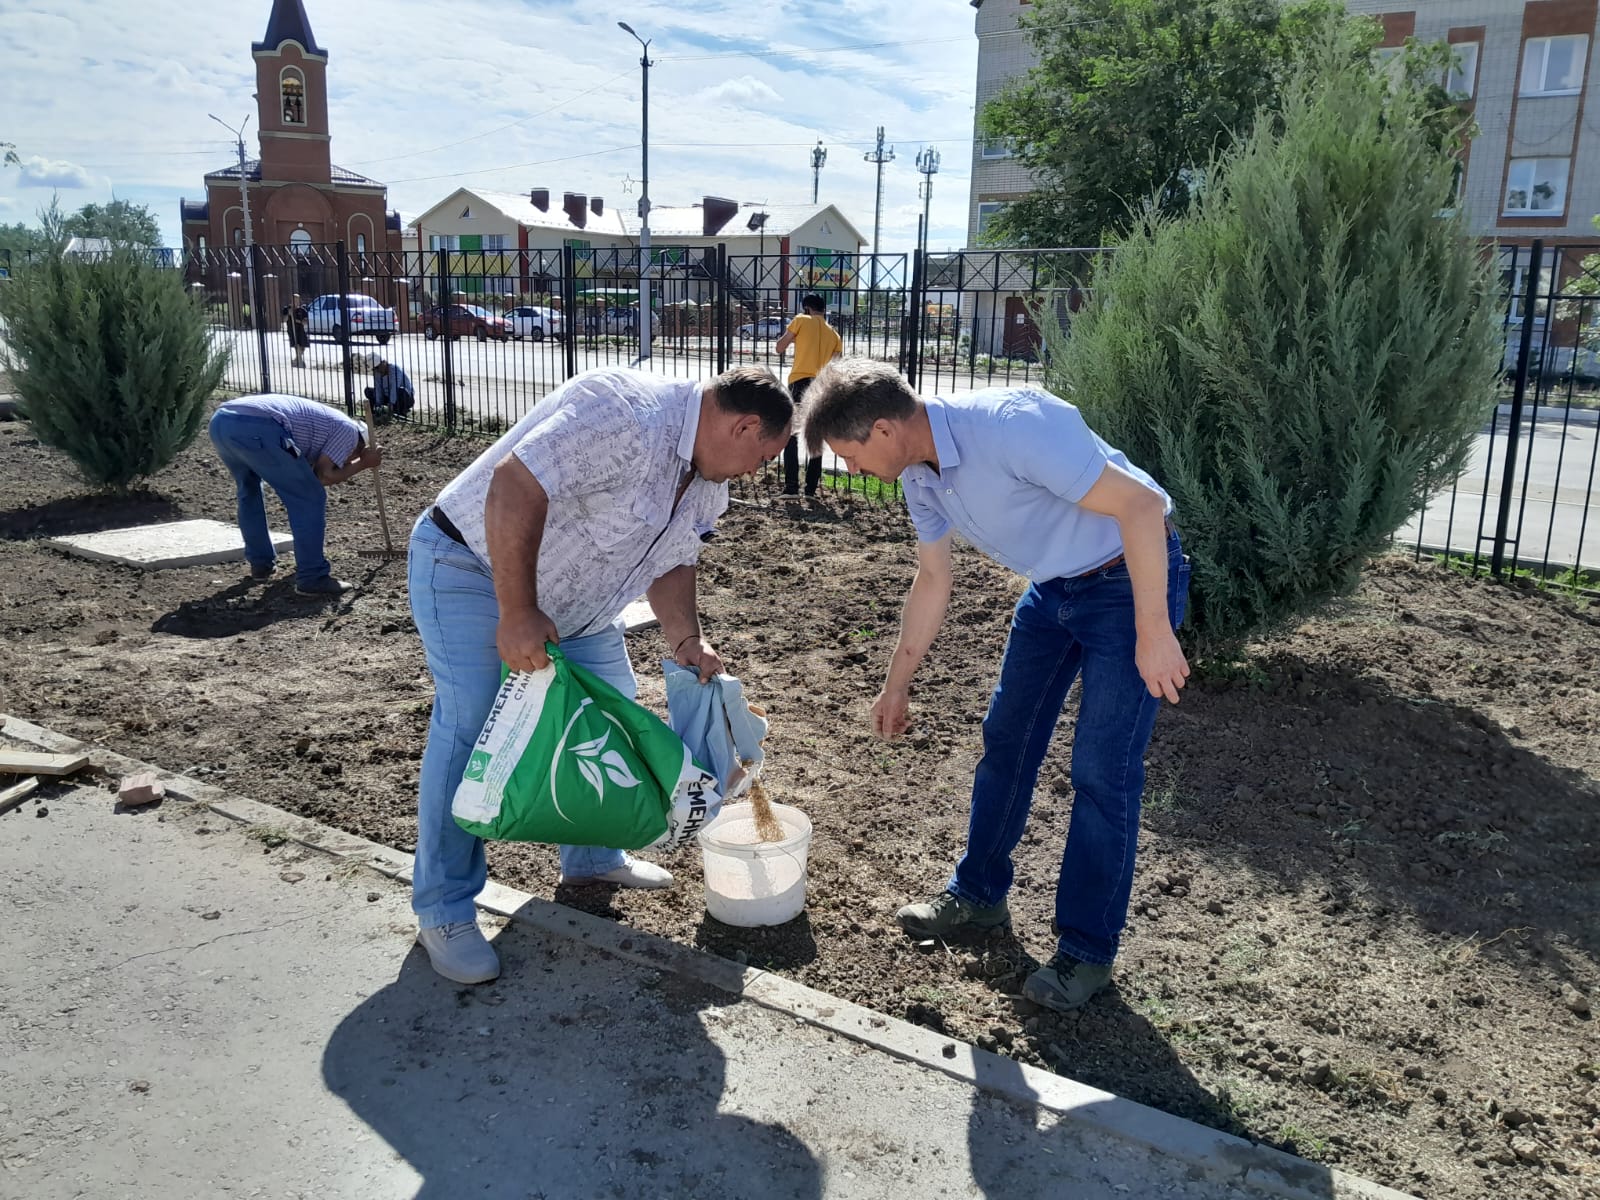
left=362, top=398, right=396, bottom=554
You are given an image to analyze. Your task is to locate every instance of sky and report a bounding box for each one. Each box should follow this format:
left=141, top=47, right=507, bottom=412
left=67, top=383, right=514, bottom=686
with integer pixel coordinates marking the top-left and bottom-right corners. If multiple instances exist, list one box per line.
left=0, top=0, right=984, bottom=253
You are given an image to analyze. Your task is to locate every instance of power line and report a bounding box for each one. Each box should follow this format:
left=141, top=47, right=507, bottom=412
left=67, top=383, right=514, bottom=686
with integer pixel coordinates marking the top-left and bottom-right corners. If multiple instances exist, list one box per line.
left=656, top=34, right=973, bottom=62
left=653, top=23, right=1043, bottom=63
left=386, top=144, right=636, bottom=186
left=344, top=70, right=634, bottom=168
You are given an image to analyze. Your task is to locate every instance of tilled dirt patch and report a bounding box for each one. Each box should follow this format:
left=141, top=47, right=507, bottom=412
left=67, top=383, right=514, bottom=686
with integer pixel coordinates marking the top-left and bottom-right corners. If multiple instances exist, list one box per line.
left=1, top=414, right=1596, bottom=1199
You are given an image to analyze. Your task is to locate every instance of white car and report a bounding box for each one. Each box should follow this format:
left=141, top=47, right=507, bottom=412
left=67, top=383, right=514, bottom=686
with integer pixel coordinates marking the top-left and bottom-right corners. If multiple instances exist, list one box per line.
left=737, top=316, right=786, bottom=340
left=304, top=293, right=396, bottom=344
left=507, top=305, right=564, bottom=341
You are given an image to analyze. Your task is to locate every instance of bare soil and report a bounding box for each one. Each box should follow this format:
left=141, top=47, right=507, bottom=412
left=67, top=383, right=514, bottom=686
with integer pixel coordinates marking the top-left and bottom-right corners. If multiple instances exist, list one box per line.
left=1, top=411, right=1597, bottom=1199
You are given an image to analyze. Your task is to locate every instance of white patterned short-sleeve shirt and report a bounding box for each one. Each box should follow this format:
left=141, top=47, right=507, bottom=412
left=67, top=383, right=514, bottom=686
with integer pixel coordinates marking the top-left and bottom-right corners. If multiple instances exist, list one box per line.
left=433, top=368, right=727, bottom=638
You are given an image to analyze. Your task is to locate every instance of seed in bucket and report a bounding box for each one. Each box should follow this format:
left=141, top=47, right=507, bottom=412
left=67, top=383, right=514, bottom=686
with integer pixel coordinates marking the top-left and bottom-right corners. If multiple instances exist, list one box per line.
left=746, top=774, right=785, bottom=844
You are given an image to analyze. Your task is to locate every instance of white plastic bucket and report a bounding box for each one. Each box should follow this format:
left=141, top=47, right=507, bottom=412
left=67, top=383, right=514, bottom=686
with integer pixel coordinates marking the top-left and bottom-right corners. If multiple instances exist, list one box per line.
left=697, top=801, right=812, bottom=927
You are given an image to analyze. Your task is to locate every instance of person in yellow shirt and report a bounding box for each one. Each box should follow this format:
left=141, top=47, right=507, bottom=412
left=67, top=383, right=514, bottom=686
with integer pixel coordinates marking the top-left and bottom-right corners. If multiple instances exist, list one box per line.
left=773, top=293, right=843, bottom=495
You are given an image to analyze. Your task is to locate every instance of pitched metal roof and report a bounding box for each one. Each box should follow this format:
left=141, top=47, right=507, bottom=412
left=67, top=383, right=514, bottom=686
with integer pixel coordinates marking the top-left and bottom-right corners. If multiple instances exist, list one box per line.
left=203, top=159, right=385, bottom=189
left=253, top=0, right=325, bottom=56
left=424, top=189, right=630, bottom=237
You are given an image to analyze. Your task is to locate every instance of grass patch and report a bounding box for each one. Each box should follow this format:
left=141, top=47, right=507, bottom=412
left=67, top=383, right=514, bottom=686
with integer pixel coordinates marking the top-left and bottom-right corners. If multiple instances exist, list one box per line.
left=1276, top=1122, right=1332, bottom=1159
left=821, top=469, right=901, bottom=503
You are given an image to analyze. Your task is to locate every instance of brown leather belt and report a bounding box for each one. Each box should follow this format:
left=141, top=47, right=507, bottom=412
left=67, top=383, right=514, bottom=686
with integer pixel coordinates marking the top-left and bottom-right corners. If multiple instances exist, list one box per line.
left=1075, top=517, right=1177, bottom=578
left=431, top=505, right=468, bottom=546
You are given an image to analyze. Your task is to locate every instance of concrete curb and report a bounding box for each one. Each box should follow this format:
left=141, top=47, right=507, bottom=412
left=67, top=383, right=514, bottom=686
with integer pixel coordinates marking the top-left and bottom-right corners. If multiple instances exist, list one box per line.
left=1493, top=401, right=1600, bottom=427
left=1, top=714, right=1417, bottom=1200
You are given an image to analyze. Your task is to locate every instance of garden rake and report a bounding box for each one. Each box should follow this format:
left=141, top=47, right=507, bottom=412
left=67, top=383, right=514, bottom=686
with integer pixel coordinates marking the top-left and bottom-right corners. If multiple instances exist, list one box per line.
left=357, top=397, right=407, bottom=562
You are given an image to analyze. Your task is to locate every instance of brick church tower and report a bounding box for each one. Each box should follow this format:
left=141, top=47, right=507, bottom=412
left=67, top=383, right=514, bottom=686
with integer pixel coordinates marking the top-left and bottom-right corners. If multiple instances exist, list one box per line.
left=180, top=0, right=399, bottom=256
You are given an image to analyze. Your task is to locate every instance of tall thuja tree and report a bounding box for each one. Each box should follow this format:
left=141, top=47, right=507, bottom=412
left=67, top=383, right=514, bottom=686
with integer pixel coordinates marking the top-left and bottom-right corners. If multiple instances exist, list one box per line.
left=1047, top=42, right=1499, bottom=652
left=0, top=236, right=228, bottom=490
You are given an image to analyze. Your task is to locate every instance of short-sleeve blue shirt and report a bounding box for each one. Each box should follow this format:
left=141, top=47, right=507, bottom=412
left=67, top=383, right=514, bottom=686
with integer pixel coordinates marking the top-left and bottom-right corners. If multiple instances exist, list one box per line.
left=900, top=388, right=1171, bottom=581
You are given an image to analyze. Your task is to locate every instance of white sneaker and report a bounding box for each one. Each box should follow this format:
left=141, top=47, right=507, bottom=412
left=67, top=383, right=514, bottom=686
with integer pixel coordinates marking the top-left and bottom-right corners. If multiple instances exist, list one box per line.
left=416, top=921, right=500, bottom=984
left=560, top=854, right=674, bottom=889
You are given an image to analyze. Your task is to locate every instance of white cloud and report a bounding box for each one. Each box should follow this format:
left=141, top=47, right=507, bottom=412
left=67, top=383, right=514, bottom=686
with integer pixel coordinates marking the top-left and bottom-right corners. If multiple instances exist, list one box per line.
left=18, top=156, right=98, bottom=189
left=697, top=75, right=782, bottom=110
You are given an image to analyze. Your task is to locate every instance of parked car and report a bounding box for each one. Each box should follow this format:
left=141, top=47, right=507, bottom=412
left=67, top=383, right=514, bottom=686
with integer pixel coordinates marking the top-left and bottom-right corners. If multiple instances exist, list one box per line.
left=421, top=304, right=512, bottom=342
left=304, top=293, right=396, bottom=344
left=737, top=316, right=787, bottom=340
left=583, top=306, right=654, bottom=335
left=507, top=305, right=564, bottom=341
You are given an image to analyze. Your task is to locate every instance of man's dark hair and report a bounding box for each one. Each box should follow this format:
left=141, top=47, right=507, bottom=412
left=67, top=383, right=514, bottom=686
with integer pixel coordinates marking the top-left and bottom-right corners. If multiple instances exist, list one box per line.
left=801, top=293, right=826, bottom=314
left=711, top=365, right=793, bottom=437
left=803, top=357, right=918, bottom=447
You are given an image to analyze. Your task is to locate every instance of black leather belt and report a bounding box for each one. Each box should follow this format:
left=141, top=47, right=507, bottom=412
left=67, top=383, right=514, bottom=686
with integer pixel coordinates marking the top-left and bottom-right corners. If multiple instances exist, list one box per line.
left=431, top=505, right=467, bottom=546
left=1075, top=517, right=1178, bottom=577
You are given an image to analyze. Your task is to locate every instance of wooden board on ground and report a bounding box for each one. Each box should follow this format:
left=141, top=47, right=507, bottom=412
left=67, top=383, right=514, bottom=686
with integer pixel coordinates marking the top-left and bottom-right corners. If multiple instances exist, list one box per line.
left=0, top=749, right=89, bottom=777
left=0, top=776, right=39, bottom=815
left=620, top=598, right=658, bottom=633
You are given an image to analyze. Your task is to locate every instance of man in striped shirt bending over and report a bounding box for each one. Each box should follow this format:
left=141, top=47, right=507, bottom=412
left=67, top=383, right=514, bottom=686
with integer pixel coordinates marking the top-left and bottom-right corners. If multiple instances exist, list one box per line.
left=208, top=394, right=383, bottom=596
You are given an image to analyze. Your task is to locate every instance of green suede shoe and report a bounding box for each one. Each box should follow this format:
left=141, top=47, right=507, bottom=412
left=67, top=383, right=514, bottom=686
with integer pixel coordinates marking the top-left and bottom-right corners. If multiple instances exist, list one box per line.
left=896, top=891, right=1011, bottom=939
left=1022, top=951, right=1114, bottom=1012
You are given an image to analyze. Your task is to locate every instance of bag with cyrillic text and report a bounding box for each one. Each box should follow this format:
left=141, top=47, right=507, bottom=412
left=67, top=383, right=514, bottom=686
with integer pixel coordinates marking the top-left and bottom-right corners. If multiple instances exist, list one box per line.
left=452, top=645, right=720, bottom=851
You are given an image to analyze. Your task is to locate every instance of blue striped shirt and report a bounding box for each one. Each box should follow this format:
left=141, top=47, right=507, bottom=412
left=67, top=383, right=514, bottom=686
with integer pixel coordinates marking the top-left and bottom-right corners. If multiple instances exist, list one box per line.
left=220, top=395, right=363, bottom=467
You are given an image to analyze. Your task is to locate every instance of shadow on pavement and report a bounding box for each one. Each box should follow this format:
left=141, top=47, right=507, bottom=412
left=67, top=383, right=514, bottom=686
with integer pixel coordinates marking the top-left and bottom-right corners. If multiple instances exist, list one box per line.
left=967, top=1046, right=1342, bottom=1200
left=322, top=921, right=822, bottom=1200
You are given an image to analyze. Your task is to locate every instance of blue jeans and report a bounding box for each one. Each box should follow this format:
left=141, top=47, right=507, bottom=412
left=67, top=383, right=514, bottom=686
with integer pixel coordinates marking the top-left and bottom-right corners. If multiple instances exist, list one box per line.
left=408, top=512, right=636, bottom=929
left=949, top=535, right=1191, bottom=964
left=208, top=406, right=331, bottom=586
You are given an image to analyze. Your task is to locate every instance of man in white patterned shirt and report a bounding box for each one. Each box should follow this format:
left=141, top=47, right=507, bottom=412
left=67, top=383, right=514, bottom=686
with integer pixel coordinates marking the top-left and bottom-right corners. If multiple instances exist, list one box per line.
left=409, top=365, right=793, bottom=984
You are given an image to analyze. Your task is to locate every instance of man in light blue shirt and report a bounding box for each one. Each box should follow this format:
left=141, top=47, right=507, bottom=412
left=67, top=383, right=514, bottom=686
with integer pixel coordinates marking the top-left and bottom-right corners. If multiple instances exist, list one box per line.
left=804, top=359, right=1191, bottom=1012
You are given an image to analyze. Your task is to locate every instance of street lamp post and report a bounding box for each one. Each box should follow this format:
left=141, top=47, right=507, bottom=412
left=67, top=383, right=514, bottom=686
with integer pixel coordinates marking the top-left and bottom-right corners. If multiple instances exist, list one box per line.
left=209, top=112, right=258, bottom=332
left=619, top=22, right=653, bottom=361
left=746, top=210, right=769, bottom=310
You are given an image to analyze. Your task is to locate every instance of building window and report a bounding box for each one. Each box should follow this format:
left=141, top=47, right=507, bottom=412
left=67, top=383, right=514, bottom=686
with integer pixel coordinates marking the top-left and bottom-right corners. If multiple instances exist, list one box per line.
left=429, top=234, right=458, bottom=251
left=1445, top=42, right=1479, bottom=99
left=1372, top=45, right=1405, bottom=85
left=977, top=202, right=1006, bottom=237
left=234, top=228, right=243, bottom=246
left=290, top=228, right=312, bottom=256
left=1521, top=35, right=1587, bottom=97
left=356, top=233, right=367, bottom=254
left=980, top=138, right=1014, bottom=159
left=1504, top=157, right=1570, bottom=215
left=1501, top=257, right=1556, bottom=324
left=483, top=233, right=508, bottom=250
left=281, top=70, right=306, bottom=125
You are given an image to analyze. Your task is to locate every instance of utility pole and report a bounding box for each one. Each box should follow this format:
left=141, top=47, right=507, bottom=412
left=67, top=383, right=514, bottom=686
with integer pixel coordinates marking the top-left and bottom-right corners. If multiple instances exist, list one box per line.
left=915, top=146, right=940, bottom=259
left=619, top=22, right=654, bottom=361
left=863, top=126, right=894, bottom=290
left=209, top=112, right=258, bottom=331
left=810, top=139, right=827, bottom=205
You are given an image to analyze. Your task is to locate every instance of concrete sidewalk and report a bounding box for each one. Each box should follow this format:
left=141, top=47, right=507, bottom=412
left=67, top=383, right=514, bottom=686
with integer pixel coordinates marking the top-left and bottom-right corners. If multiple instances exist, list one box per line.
left=0, top=723, right=1414, bottom=1200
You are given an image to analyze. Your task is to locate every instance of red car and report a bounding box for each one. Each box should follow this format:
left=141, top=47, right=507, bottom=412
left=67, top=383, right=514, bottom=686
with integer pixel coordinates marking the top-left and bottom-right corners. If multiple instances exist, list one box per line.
left=422, top=304, right=511, bottom=342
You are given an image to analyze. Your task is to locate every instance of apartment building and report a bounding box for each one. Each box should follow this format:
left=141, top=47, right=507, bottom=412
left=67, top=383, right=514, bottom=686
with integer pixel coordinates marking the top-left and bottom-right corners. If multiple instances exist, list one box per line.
left=966, top=0, right=1600, bottom=257
left=966, top=1, right=1040, bottom=248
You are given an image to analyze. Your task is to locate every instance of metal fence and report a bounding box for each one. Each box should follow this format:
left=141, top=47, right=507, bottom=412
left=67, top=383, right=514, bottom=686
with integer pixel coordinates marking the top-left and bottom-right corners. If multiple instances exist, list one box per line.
left=3, top=238, right=1597, bottom=575
left=1405, top=239, right=1600, bottom=581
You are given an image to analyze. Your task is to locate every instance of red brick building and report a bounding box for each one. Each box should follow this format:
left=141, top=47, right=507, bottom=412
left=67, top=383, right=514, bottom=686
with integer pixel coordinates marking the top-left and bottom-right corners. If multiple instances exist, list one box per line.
left=180, top=0, right=399, bottom=256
